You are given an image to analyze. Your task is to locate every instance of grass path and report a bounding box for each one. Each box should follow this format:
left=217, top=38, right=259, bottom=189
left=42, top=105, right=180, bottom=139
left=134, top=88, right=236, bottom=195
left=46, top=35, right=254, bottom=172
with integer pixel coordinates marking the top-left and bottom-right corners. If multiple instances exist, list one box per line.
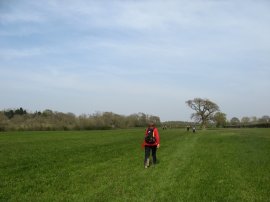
left=0, top=129, right=270, bottom=201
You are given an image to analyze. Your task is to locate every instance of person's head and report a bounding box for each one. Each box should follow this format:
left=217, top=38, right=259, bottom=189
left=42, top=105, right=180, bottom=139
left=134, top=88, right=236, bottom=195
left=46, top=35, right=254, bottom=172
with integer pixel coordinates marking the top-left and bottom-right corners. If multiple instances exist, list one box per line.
left=148, top=123, right=155, bottom=128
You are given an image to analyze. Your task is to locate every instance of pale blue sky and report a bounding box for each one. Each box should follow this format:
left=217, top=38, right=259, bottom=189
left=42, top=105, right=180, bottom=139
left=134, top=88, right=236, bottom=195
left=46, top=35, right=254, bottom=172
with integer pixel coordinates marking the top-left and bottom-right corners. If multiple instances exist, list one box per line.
left=0, top=0, right=270, bottom=121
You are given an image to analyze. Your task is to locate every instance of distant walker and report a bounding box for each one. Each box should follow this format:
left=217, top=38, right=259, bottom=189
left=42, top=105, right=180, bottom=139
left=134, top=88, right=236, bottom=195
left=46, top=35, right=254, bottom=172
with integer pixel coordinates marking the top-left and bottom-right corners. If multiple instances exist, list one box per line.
left=192, top=126, right=196, bottom=133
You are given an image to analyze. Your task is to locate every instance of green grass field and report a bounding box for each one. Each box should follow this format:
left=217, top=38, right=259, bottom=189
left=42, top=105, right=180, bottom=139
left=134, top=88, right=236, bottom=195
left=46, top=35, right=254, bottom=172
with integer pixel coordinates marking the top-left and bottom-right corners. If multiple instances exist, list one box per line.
left=1, top=128, right=270, bottom=202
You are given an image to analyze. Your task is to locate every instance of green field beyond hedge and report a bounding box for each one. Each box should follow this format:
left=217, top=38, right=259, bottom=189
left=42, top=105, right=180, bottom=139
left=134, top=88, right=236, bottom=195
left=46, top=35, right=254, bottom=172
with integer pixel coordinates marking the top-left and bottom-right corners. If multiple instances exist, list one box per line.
left=1, top=128, right=270, bottom=202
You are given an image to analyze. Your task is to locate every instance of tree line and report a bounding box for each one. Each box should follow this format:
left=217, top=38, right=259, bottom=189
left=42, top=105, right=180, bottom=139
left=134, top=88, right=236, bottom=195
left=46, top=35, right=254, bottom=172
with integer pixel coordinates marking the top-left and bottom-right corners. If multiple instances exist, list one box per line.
left=1, top=102, right=269, bottom=131
left=225, top=116, right=270, bottom=128
left=0, top=108, right=161, bottom=131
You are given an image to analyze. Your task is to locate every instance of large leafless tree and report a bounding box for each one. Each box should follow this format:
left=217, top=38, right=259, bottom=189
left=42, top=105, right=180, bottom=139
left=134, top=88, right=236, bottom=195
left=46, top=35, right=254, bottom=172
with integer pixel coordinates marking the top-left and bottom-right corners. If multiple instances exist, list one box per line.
left=186, top=98, right=220, bottom=128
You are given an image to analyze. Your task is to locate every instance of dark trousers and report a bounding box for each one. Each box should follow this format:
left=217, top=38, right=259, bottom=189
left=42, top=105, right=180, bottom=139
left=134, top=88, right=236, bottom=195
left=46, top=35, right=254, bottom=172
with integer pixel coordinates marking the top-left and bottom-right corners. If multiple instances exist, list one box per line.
left=144, top=146, right=157, bottom=165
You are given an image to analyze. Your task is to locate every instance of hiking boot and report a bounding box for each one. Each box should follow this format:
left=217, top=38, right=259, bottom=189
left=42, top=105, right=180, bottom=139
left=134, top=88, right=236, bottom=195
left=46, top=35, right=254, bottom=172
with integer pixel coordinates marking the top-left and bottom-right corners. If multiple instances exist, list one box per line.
left=146, top=158, right=150, bottom=167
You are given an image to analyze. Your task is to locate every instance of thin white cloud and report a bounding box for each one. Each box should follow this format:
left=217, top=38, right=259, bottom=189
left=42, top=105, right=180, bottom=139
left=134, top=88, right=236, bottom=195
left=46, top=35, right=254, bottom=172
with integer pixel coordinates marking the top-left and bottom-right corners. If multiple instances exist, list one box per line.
left=0, top=12, right=45, bottom=24
left=0, top=48, right=43, bottom=60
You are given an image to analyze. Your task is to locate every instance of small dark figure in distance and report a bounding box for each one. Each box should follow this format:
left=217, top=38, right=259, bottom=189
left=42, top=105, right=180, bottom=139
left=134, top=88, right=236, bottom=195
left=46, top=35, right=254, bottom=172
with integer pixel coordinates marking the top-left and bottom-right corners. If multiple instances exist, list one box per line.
left=186, top=125, right=190, bottom=132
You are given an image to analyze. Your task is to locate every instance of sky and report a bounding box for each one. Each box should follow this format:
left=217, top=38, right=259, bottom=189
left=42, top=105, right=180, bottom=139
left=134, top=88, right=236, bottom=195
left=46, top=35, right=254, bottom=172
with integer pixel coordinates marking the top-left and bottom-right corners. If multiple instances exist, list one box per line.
left=0, top=0, right=270, bottom=121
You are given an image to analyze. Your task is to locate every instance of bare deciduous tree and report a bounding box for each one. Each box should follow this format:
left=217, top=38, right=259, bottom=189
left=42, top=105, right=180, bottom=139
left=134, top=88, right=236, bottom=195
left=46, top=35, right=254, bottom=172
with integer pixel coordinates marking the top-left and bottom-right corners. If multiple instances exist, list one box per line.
left=186, top=98, right=220, bottom=129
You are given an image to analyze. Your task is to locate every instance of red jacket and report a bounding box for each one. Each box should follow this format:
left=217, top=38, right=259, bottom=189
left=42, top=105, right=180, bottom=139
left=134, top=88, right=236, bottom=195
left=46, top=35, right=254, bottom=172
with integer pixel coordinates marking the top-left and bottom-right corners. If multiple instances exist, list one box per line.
left=143, top=127, right=160, bottom=147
